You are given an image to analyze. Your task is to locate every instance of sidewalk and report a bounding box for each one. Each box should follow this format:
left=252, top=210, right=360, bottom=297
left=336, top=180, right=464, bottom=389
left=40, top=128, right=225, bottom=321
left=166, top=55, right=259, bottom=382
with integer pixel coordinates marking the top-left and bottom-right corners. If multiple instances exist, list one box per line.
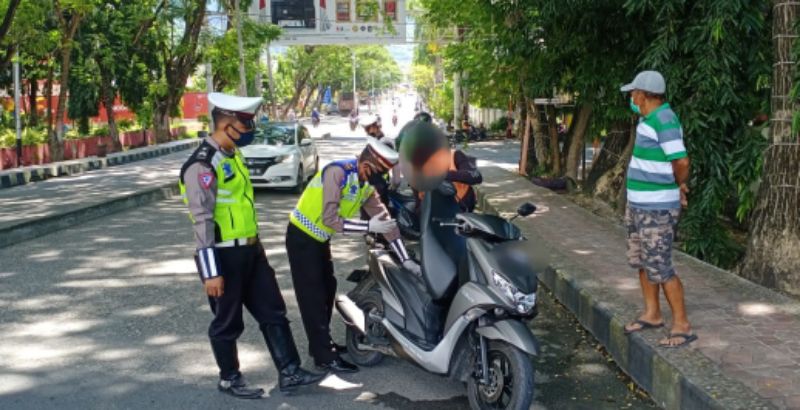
left=0, top=148, right=194, bottom=248
left=477, top=166, right=797, bottom=409
left=0, top=139, right=201, bottom=189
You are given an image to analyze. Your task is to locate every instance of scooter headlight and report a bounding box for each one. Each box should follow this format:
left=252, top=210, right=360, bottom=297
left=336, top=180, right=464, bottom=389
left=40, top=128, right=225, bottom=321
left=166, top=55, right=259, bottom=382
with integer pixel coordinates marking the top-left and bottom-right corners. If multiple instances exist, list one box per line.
left=492, top=271, right=537, bottom=314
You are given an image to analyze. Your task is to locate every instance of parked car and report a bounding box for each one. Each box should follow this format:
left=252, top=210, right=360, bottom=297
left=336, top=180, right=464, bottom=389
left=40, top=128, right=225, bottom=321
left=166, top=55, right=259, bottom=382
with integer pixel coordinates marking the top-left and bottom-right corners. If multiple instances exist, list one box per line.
left=240, top=122, right=319, bottom=193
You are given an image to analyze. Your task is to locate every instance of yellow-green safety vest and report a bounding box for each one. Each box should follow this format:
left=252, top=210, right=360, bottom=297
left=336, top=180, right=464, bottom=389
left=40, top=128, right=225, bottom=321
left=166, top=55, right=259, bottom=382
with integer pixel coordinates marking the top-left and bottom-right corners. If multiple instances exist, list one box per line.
left=179, top=141, right=258, bottom=242
left=290, top=159, right=374, bottom=242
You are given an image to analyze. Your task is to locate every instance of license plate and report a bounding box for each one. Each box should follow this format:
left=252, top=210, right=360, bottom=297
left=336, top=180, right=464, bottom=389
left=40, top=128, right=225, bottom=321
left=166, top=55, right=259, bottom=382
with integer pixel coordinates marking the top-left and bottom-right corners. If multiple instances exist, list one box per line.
left=279, top=20, right=304, bottom=28
left=248, top=168, right=259, bottom=175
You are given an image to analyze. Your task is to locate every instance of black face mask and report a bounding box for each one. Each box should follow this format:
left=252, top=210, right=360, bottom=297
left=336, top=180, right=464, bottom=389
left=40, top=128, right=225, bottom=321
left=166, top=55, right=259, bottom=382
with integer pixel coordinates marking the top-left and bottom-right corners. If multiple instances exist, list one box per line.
left=367, top=170, right=387, bottom=187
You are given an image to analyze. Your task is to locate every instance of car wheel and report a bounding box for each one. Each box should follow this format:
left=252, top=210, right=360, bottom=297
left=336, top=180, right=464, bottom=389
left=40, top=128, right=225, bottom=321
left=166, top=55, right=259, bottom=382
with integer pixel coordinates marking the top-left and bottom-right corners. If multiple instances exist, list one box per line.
left=292, top=166, right=305, bottom=194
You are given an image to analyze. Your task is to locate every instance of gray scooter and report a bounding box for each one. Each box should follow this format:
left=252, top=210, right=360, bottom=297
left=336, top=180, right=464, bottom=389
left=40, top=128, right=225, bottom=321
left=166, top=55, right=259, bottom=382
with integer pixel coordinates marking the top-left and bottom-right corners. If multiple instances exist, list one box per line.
left=335, top=186, right=540, bottom=410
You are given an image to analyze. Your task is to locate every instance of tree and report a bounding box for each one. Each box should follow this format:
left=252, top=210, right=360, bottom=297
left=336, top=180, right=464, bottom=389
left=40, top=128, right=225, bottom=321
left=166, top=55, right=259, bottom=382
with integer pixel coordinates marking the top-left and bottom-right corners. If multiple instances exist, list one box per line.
left=51, top=0, right=95, bottom=160
left=148, top=0, right=205, bottom=142
left=0, top=0, right=21, bottom=44
left=740, top=0, right=800, bottom=295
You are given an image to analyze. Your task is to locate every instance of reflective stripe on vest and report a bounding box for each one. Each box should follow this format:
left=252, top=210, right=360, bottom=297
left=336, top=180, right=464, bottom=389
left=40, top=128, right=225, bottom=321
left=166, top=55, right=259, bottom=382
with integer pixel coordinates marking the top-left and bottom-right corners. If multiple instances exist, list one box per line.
left=290, top=159, right=374, bottom=242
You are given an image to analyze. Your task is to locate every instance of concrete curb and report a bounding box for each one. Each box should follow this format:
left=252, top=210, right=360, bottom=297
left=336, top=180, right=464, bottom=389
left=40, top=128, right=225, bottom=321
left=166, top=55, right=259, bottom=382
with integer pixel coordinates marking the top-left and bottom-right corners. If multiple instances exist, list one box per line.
left=0, top=182, right=179, bottom=249
left=475, top=169, right=776, bottom=410
left=0, top=139, right=200, bottom=189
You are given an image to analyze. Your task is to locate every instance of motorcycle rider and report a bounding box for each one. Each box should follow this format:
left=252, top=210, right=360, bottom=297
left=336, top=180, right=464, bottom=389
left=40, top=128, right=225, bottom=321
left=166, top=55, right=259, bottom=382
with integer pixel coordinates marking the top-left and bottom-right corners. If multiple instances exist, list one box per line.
left=311, top=107, right=320, bottom=127
left=348, top=110, right=359, bottom=131
left=392, top=110, right=398, bottom=127
left=397, top=113, right=482, bottom=212
left=285, top=138, right=421, bottom=374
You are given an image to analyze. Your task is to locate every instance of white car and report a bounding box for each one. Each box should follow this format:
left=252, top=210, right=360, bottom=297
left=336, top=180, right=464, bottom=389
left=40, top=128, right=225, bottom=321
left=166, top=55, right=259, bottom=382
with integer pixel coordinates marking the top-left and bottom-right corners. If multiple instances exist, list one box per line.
left=240, top=122, right=319, bottom=193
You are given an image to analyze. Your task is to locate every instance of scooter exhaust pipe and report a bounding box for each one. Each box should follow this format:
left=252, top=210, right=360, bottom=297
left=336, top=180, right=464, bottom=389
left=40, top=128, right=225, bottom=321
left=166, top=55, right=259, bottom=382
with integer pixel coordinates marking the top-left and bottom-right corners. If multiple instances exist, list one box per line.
left=335, top=294, right=366, bottom=335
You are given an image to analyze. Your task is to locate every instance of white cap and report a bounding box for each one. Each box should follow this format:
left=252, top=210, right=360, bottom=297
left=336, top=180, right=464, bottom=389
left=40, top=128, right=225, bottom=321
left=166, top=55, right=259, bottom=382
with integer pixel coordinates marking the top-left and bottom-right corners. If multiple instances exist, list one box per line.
left=620, top=71, right=666, bottom=94
left=208, top=92, right=263, bottom=117
left=359, top=114, right=380, bottom=127
left=364, top=136, right=399, bottom=168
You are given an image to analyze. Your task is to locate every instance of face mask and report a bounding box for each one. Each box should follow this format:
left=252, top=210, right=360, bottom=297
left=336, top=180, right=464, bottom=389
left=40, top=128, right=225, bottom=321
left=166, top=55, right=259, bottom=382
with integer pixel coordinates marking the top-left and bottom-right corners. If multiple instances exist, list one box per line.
left=629, top=97, right=641, bottom=115
left=225, top=124, right=255, bottom=147
left=367, top=170, right=387, bottom=186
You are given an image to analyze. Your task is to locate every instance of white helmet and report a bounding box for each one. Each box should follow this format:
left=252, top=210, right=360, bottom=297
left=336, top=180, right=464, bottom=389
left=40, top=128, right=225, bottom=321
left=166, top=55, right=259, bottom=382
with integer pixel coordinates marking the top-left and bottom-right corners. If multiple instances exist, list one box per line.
left=359, top=114, right=380, bottom=128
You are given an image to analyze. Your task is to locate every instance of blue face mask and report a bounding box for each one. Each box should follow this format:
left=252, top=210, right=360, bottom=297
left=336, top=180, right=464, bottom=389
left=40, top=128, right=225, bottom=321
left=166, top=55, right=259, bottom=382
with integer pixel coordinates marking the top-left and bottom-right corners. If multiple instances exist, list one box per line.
left=225, top=124, right=255, bottom=147
left=629, top=97, right=641, bottom=115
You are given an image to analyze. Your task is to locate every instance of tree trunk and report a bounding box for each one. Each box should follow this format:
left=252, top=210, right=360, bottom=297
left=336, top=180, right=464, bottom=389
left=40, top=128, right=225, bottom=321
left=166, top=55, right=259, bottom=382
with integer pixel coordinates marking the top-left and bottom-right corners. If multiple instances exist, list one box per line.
left=28, top=77, right=38, bottom=126
left=564, top=104, right=593, bottom=181
left=0, top=0, right=21, bottom=45
left=531, top=100, right=548, bottom=171
left=45, top=63, right=54, bottom=137
left=545, top=104, right=560, bottom=175
left=283, top=67, right=313, bottom=118
left=519, top=98, right=531, bottom=175
left=100, top=75, right=121, bottom=151
left=52, top=9, right=83, bottom=161
left=593, top=121, right=636, bottom=213
left=584, top=120, right=631, bottom=193
left=300, top=85, right=315, bottom=117
left=153, top=98, right=172, bottom=143
left=235, top=0, right=247, bottom=96
left=313, top=84, right=324, bottom=112
left=739, top=0, right=800, bottom=295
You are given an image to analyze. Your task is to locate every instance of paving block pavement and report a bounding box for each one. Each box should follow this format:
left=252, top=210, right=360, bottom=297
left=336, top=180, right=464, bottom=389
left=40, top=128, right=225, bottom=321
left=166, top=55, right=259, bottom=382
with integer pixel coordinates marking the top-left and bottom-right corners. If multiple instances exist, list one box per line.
left=0, top=139, right=201, bottom=189
left=476, top=165, right=800, bottom=410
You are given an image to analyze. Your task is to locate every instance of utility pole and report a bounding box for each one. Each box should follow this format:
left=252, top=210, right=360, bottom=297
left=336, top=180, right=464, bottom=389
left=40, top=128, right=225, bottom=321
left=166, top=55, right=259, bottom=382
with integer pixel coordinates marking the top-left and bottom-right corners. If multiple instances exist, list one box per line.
left=206, top=62, right=214, bottom=129
left=352, top=50, right=357, bottom=114
left=266, top=44, right=277, bottom=118
left=235, top=0, right=247, bottom=96
left=14, top=49, right=21, bottom=167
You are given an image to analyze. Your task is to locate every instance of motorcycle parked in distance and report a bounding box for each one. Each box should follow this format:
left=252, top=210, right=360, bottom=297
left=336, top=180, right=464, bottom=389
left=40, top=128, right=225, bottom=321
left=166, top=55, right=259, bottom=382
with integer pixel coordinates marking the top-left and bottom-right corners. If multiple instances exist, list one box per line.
left=336, top=187, right=540, bottom=410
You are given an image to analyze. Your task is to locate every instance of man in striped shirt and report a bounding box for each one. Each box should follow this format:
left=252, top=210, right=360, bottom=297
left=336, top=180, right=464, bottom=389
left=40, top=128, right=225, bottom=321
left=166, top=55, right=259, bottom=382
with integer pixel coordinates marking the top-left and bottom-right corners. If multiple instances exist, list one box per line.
left=620, top=71, right=696, bottom=348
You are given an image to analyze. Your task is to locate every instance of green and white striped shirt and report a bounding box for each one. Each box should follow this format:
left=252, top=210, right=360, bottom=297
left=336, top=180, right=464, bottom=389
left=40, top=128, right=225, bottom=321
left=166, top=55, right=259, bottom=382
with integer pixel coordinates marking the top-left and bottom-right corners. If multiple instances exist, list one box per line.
left=626, top=103, right=687, bottom=210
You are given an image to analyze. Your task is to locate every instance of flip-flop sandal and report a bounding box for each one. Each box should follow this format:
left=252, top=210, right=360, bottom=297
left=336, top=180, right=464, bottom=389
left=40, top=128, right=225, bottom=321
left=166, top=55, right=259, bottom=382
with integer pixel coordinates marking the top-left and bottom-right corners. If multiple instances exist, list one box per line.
left=659, top=333, right=698, bottom=348
left=624, top=319, right=665, bottom=335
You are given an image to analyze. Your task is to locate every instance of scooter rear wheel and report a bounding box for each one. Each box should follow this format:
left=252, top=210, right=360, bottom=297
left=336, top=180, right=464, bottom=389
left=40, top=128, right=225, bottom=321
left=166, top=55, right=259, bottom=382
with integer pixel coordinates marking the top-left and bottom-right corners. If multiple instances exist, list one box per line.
left=345, top=291, right=385, bottom=367
left=467, top=341, right=534, bottom=410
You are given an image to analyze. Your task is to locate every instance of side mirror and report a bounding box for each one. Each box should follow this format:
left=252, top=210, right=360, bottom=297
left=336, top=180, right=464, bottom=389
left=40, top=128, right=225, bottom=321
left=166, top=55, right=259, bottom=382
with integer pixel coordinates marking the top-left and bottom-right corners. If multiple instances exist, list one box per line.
left=300, top=139, right=312, bottom=146
left=517, top=202, right=537, bottom=217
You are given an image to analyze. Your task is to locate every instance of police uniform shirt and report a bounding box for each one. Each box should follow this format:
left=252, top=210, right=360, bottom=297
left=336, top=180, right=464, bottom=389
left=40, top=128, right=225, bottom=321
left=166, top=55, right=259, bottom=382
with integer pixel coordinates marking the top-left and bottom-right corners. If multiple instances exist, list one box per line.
left=184, top=136, right=233, bottom=249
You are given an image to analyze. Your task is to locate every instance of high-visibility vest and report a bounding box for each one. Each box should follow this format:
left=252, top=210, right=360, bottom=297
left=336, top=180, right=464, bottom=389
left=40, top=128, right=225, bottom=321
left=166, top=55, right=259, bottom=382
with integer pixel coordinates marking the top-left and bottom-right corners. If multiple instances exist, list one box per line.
left=179, top=141, right=258, bottom=242
left=289, top=159, right=374, bottom=242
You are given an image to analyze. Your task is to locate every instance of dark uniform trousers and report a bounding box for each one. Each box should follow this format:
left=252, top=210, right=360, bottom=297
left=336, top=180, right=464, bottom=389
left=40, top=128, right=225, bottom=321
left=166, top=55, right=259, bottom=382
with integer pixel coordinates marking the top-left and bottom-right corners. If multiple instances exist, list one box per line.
left=285, top=223, right=339, bottom=363
left=200, top=242, right=300, bottom=380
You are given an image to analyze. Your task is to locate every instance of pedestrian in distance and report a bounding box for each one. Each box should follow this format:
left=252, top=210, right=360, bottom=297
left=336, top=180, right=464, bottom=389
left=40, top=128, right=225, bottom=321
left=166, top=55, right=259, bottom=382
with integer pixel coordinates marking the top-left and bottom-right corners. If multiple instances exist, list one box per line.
left=619, top=71, right=697, bottom=348
left=179, top=92, right=324, bottom=399
left=285, top=137, right=421, bottom=374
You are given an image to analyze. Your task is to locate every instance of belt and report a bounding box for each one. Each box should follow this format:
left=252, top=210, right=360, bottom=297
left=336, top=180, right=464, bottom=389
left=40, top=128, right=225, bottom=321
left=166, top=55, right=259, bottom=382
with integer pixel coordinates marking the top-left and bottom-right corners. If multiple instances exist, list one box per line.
left=216, top=236, right=259, bottom=248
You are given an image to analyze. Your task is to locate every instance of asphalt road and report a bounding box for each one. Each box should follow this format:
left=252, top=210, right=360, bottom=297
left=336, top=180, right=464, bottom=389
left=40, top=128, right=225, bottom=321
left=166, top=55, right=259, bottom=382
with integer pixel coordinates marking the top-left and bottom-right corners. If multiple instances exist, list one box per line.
left=0, top=107, right=653, bottom=409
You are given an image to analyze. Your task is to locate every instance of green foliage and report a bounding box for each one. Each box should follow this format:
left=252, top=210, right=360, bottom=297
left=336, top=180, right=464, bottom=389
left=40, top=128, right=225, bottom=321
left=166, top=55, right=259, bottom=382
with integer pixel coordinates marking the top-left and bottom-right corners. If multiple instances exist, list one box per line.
left=117, top=119, right=135, bottom=131
left=489, top=116, right=510, bottom=132
left=417, top=0, right=773, bottom=268
left=91, top=124, right=109, bottom=137
left=429, top=80, right=453, bottom=123
left=197, top=114, right=210, bottom=129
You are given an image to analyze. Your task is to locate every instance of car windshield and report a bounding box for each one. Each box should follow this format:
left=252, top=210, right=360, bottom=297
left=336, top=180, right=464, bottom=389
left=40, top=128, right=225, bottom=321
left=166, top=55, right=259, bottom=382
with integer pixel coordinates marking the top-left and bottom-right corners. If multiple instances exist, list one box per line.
left=254, top=125, right=295, bottom=146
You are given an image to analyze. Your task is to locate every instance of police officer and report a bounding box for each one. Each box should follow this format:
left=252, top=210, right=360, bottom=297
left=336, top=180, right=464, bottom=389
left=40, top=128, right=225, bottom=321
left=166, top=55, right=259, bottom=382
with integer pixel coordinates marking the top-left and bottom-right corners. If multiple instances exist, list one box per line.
left=285, top=137, right=421, bottom=373
left=180, top=92, right=323, bottom=399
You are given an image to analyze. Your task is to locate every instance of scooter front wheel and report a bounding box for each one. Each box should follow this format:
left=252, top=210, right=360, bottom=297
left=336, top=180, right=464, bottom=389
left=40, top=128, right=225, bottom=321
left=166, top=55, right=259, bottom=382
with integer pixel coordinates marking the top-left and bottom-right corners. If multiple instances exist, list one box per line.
left=345, top=290, right=385, bottom=367
left=467, top=341, right=534, bottom=410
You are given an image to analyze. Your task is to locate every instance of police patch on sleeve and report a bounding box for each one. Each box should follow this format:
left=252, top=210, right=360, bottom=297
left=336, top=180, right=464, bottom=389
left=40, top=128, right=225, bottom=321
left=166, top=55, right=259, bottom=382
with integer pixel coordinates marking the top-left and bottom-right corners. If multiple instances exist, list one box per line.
left=199, top=172, right=214, bottom=189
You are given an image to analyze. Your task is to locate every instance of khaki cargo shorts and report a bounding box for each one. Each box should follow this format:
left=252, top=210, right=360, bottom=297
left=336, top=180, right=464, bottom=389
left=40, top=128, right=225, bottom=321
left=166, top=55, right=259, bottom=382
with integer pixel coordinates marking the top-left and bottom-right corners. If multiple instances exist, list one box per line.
left=624, top=206, right=680, bottom=284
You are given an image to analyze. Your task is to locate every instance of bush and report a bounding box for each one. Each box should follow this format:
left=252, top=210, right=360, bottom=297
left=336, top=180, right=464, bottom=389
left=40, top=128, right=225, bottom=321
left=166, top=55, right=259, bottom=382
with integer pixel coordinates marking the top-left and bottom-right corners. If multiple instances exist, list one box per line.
left=489, top=116, right=510, bottom=132
left=118, top=119, right=135, bottom=131
left=197, top=114, right=210, bottom=129
left=179, top=131, right=198, bottom=140
left=91, top=125, right=110, bottom=137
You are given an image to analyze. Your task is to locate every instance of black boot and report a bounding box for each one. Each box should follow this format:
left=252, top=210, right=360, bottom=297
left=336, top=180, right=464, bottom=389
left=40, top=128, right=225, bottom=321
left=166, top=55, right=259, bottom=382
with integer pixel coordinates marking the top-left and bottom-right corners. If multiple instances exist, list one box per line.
left=210, top=340, right=264, bottom=399
left=261, top=323, right=326, bottom=392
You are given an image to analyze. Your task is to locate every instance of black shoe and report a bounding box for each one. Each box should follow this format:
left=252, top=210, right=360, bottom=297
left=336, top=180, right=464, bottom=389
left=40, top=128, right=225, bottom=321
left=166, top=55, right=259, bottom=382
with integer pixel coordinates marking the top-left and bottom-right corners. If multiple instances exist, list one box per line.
left=217, top=374, right=264, bottom=399
left=316, top=357, right=359, bottom=374
left=279, top=367, right=326, bottom=392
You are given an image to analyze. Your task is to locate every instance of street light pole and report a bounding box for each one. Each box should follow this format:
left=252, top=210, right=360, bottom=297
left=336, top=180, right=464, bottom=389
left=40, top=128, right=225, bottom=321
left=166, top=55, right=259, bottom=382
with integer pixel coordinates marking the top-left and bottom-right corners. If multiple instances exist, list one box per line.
left=352, top=51, right=357, bottom=114
left=14, top=49, right=21, bottom=167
